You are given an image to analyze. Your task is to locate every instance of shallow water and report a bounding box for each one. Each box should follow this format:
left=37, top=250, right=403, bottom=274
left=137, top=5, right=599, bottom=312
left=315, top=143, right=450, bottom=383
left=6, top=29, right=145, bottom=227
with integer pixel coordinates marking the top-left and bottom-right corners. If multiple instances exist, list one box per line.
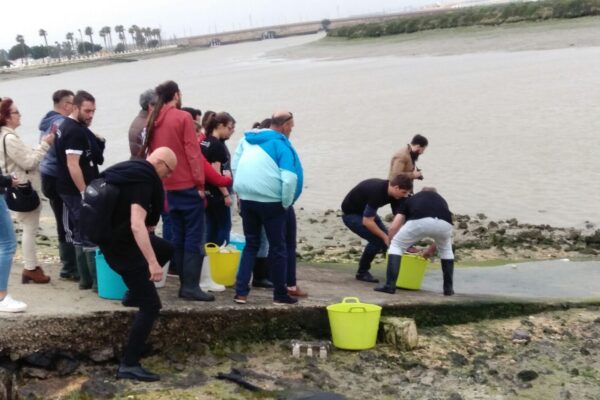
left=1, top=21, right=599, bottom=228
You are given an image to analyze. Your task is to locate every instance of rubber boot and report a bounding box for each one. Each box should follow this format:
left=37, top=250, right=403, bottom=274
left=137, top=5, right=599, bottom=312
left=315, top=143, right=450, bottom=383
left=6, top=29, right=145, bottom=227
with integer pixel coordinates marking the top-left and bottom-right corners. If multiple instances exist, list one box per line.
left=179, top=252, right=215, bottom=301
left=199, top=257, right=225, bottom=292
left=374, top=254, right=402, bottom=294
left=58, top=242, right=79, bottom=280
left=75, top=246, right=93, bottom=290
left=441, top=259, right=454, bottom=296
left=356, top=249, right=379, bottom=283
left=252, top=257, right=273, bottom=288
left=84, top=249, right=98, bottom=292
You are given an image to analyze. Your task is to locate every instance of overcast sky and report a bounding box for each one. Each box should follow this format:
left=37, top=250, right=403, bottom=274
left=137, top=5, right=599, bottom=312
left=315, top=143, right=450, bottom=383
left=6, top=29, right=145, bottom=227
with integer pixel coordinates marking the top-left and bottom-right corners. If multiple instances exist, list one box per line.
left=2, top=0, right=441, bottom=50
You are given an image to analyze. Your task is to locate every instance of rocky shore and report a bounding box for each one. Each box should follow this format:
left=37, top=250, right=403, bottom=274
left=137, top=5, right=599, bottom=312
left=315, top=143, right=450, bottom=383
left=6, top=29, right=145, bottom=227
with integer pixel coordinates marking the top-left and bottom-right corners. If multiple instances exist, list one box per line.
left=4, top=306, right=599, bottom=399
left=285, top=208, right=600, bottom=265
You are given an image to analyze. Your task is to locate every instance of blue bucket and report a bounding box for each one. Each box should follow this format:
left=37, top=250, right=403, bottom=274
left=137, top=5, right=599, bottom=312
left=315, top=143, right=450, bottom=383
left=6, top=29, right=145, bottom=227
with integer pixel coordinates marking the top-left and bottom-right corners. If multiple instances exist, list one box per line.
left=96, top=250, right=127, bottom=300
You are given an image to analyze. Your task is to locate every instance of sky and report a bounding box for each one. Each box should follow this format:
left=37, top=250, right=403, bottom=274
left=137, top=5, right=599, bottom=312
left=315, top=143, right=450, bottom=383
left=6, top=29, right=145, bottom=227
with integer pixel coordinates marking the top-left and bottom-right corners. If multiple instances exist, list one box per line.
left=1, top=0, right=442, bottom=51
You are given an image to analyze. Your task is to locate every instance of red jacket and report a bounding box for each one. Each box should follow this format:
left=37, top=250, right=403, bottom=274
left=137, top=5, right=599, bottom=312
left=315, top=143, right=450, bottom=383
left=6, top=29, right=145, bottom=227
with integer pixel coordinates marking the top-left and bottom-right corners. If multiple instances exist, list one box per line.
left=148, top=105, right=205, bottom=191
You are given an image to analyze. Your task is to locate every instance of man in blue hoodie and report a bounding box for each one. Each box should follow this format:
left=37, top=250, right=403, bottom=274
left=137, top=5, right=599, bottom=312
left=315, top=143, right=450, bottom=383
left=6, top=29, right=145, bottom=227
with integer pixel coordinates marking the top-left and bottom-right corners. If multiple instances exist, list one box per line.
left=38, top=90, right=77, bottom=280
left=232, top=111, right=303, bottom=305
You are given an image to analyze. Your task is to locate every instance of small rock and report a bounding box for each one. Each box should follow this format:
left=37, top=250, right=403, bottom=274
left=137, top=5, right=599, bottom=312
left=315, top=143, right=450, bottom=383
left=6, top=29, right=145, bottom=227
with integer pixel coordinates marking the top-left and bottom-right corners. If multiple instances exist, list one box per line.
left=458, top=221, right=468, bottom=229
left=512, top=329, right=531, bottom=344
left=419, top=375, right=434, bottom=386
left=448, top=393, right=463, bottom=400
left=570, top=368, right=579, bottom=376
left=324, top=236, right=334, bottom=240
left=89, top=347, right=114, bottom=363
left=55, top=357, right=80, bottom=376
left=476, top=213, right=487, bottom=220
left=22, top=367, right=51, bottom=380
left=580, top=347, right=591, bottom=356
left=308, top=218, right=318, bottom=224
left=447, top=352, right=469, bottom=367
left=560, top=388, right=572, bottom=399
left=517, top=370, right=538, bottom=382
left=228, top=353, right=248, bottom=363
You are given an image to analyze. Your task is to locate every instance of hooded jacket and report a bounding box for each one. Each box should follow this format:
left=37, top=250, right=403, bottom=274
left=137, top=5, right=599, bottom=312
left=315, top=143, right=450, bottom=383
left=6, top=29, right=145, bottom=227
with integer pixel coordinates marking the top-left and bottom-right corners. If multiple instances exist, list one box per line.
left=232, top=129, right=303, bottom=208
left=148, top=105, right=205, bottom=191
left=38, top=111, right=65, bottom=177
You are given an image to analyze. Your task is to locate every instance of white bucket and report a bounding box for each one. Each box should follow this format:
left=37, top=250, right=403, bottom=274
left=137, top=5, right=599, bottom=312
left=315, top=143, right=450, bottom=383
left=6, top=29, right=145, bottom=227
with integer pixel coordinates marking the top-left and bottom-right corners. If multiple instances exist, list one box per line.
left=154, top=261, right=170, bottom=288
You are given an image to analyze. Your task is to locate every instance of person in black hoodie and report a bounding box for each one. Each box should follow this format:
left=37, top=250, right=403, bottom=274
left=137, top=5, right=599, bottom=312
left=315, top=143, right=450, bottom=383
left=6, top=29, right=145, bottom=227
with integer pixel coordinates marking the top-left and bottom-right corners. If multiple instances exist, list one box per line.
left=99, top=147, right=176, bottom=382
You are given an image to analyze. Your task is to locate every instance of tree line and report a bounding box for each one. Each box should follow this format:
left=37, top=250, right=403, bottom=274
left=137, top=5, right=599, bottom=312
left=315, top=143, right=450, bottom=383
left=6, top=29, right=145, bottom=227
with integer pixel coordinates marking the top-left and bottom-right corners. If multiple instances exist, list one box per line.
left=1, top=25, right=164, bottom=67
left=327, top=0, right=600, bottom=39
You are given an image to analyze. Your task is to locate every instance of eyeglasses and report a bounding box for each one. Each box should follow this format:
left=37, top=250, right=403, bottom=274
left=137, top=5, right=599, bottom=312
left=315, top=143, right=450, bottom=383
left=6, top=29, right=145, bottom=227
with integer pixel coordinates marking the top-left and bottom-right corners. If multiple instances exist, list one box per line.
left=282, top=112, right=293, bottom=123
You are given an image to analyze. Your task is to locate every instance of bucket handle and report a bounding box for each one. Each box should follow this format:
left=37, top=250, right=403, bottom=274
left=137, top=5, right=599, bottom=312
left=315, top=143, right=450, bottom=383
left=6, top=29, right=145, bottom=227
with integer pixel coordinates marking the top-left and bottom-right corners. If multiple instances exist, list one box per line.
left=341, top=297, right=360, bottom=304
left=205, top=243, right=219, bottom=253
left=348, top=306, right=367, bottom=313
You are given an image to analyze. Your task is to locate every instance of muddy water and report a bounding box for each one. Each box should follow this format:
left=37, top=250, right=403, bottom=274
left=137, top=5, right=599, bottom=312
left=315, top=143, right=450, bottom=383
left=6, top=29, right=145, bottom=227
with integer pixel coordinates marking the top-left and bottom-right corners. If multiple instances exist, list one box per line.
left=1, top=18, right=599, bottom=228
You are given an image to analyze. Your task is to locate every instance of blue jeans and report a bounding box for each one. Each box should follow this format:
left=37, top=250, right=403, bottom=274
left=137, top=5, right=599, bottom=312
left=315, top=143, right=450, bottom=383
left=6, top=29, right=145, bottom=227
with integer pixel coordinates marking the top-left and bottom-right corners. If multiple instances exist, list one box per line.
left=342, top=213, right=388, bottom=273
left=166, top=188, right=205, bottom=255
left=206, top=198, right=232, bottom=246
left=0, top=195, right=17, bottom=291
left=235, top=200, right=287, bottom=299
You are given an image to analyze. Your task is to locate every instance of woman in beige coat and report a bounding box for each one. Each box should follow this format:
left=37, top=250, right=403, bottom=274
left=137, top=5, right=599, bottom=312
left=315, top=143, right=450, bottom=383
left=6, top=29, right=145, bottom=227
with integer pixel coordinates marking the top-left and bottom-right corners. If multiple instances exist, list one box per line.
left=0, top=98, right=55, bottom=284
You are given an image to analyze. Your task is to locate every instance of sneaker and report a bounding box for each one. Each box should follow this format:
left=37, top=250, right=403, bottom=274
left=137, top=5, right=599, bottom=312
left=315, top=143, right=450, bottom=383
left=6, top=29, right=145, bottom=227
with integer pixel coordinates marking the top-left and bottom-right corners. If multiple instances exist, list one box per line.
left=273, top=295, right=298, bottom=305
left=116, top=364, right=160, bottom=382
left=355, top=271, right=379, bottom=283
left=233, top=295, right=247, bottom=304
left=0, top=295, right=27, bottom=313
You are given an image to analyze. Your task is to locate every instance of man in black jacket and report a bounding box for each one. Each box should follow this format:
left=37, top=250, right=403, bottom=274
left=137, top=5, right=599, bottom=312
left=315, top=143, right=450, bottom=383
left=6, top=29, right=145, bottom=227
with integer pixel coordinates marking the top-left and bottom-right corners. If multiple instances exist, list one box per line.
left=99, top=147, right=176, bottom=382
left=375, top=187, right=455, bottom=296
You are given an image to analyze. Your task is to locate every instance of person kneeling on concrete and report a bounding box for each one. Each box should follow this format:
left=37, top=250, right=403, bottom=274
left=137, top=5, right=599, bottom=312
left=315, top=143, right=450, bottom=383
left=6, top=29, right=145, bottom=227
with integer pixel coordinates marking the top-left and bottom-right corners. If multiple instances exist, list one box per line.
left=100, top=147, right=176, bottom=382
left=375, top=187, right=455, bottom=296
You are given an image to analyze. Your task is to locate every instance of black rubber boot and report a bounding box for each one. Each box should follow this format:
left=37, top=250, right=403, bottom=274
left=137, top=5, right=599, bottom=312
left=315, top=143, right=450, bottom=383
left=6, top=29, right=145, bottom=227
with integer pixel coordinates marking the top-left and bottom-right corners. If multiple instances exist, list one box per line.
left=252, top=257, right=273, bottom=288
left=441, top=259, right=454, bottom=296
left=374, top=254, right=402, bottom=294
left=179, top=253, right=215, bottom=301
left=84, top=249, right=98, bottom=292
left=356, top=248, right=378, bottom=278
left=75, top=246, right=93, bottom=290
left=59, top=242, right=79, bottom=280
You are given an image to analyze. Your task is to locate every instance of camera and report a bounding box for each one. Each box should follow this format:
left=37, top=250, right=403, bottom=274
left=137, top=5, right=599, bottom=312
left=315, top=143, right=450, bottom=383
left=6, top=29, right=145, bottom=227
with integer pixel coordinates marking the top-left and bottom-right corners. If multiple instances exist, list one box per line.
left=416, top=168, right=424, bottom=180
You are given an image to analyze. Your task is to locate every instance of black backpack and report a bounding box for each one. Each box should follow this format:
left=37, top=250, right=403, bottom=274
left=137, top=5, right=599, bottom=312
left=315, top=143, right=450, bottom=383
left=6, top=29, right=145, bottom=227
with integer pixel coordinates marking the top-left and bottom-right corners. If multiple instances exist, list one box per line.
left=80, top=178, right=120, bottom=245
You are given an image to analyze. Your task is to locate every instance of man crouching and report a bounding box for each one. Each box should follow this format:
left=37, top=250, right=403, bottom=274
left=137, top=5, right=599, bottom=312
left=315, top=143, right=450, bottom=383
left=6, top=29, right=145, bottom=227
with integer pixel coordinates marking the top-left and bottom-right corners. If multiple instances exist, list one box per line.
left=100, top=147, right=176, bottom=381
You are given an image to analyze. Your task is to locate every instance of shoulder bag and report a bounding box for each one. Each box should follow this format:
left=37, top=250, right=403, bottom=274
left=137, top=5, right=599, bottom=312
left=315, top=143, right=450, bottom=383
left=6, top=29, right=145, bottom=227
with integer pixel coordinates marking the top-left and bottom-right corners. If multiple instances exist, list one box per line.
left=2, top=133, right=40, bottom=212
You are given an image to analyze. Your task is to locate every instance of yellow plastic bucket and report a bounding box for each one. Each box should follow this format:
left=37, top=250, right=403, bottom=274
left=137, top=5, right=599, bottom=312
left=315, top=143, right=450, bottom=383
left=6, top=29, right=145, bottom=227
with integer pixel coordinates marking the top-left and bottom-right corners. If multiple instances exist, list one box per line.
left=326, top=297, right=382, bottom=350
left=396, top=254, right=428, bottom=290
left=204, top=243, right=241, bottom=286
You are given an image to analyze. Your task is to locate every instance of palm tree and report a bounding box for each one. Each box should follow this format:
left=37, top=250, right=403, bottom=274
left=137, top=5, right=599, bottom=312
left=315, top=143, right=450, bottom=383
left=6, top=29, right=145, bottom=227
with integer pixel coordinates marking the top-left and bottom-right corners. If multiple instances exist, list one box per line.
left=99, top=29, right=107, bottom=50
left=39, top=29, right=49, bottom=60
left=128, top=25, right=138, bottom=48
left=114, top=25, right=126, bottom=48
left=66, top=32, right=75, bottom=54
left=15, top=34, right=27, bottom=65
left=101, top=26, right=113, bottom=49
left=84, top=26, right=94, bottom=53
left=152, top=28, right=162, bottom=45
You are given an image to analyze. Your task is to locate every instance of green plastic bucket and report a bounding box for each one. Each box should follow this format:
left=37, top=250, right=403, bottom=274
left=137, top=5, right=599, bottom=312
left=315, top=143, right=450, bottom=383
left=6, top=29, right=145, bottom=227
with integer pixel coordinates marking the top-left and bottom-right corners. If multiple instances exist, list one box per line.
left=396, top=254, right=428, bottom=290
left=326, top=297, right=382, bottom=350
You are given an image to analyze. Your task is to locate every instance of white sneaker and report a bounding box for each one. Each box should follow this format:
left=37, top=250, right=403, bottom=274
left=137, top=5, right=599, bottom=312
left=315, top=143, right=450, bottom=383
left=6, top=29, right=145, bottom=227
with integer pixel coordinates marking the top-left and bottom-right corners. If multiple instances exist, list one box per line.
left=0, top=294, right=27, bottom=313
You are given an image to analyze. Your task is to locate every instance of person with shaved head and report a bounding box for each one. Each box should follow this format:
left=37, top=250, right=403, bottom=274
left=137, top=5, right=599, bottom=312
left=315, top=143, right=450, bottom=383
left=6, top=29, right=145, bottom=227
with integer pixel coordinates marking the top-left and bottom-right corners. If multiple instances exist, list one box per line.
left=98, top=147, right=176, bottom=382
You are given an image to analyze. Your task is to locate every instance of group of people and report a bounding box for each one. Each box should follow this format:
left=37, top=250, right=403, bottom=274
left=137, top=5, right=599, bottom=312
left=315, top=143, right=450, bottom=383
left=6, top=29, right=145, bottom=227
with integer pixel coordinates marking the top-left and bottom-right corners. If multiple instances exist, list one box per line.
left=0, top=83, right=455, bottom=381
left=341, top=134, right=456, bottom=296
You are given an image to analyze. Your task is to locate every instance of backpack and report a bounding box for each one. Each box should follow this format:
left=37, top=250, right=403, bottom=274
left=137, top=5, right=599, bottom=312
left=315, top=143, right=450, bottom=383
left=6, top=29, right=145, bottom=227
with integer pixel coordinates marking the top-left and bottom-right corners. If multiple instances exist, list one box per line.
left=80, top=177, right=120, bottom=245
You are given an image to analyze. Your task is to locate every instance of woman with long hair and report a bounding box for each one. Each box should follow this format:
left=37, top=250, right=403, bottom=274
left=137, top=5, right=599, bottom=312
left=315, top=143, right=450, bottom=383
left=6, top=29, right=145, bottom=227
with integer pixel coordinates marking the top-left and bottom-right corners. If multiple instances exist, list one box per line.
left=0, top=98, right=55, bottom=284
left=201, top=112, right=236, bottom=246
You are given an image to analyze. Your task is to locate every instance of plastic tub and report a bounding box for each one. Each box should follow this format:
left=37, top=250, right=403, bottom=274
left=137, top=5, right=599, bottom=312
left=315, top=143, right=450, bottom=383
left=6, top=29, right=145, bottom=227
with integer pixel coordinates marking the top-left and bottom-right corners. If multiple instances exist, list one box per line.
left=154, top=261, right=170, bottom=288
left=326, top=297, right=382, bottom=350
left=204, top=243, right=241, bottom=286
left=96, top=250, right=127, bottom=300
left=396, top=254, right=428, bottom=290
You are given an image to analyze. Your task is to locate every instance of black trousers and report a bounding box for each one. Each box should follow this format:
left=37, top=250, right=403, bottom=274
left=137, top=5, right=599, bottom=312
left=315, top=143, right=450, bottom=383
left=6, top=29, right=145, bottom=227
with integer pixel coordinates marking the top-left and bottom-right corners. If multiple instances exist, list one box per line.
left=41, top=174, right=71, bottom=243
left=101, top=234, right=173, bottom=366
